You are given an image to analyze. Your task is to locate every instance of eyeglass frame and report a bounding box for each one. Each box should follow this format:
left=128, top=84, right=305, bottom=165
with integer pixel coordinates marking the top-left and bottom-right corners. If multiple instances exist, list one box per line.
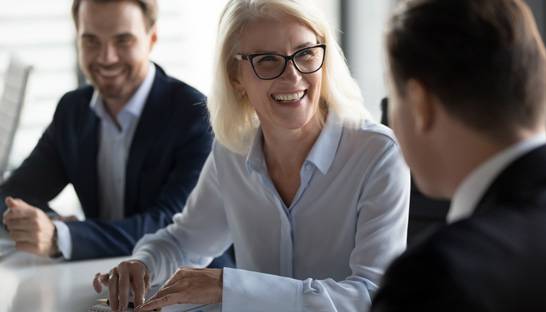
left=234, top=44, right=326, bottom=80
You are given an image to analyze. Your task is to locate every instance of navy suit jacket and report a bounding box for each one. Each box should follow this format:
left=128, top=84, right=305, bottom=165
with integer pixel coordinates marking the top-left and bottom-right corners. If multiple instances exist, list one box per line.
left=1, top=65, right=232, bottom=264
left=372, top=145, right=546, bottom=311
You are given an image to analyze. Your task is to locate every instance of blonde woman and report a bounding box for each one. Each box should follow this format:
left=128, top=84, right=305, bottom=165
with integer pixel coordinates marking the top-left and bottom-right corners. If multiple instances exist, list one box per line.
left=94, top=0, right=410, bottom=311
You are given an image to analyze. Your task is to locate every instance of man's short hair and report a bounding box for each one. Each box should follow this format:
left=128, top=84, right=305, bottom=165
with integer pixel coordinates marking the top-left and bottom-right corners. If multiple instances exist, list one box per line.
left=387, top=0, right=546, bottom=141
left=72, top=0, right=158, bottom=31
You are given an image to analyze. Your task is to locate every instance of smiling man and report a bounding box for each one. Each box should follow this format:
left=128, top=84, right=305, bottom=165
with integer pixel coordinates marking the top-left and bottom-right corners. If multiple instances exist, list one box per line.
left=0, top=0, right=232, bottom=267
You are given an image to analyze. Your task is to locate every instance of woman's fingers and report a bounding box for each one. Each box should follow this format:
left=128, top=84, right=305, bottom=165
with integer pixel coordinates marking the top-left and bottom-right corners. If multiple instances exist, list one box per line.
left=136, top=293, right=178, bottom=312
left=108, top=269, right=120, bottom=311
left=117, top=264, right=132, bottom=311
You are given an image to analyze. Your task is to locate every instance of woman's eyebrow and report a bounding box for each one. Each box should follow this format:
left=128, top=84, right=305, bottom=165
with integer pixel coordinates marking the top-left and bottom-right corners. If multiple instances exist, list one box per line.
left=247, top=42, right=317, bottom=55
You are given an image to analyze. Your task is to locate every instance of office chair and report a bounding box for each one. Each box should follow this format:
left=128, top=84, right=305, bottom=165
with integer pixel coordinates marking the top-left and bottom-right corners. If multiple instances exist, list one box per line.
left=0, top=56, right=33, bottom=182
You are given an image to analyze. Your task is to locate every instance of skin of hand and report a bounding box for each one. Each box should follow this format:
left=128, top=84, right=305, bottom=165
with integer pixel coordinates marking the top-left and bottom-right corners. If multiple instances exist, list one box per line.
left=57, top=215, right=79, bottom=222
left=93, top=260, right=151, bottom=312
left=135, top=268, right=223, bottom=312
left=2, top=196, right=59, bottom=257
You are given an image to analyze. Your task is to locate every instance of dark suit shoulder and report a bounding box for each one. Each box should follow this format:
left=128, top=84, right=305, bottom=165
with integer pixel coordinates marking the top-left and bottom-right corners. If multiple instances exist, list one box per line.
left=162, top=75, right=206, bottom=104
left=46, top=85, right=97, bottom=133
left=375, top=211, right=546, bottom=312
left=56, top=85, right=94, bottom=109
left=155, top=68, right=206, bottom=107
left=372, top=224, right=485, bottom=312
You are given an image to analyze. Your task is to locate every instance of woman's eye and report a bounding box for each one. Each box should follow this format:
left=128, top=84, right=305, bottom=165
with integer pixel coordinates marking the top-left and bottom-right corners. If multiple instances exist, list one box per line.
left=256, top=55, right=280, bottom=64
left=297, top=49, right=315, bottom=58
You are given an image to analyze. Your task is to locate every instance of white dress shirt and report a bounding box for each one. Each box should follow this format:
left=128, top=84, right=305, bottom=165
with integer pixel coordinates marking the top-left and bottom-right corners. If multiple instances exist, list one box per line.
left=133, top=112, right=410, bottom=312
left=53, top=63, right=156, bottom=259
left=448, top=133, right=546, bottom=223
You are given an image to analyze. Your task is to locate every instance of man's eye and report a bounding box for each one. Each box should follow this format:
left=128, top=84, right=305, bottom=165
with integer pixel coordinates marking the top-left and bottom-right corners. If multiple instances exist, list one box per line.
left=83, top=38, right=99, bottom=47
left=117, top=37, right=132, bottom=46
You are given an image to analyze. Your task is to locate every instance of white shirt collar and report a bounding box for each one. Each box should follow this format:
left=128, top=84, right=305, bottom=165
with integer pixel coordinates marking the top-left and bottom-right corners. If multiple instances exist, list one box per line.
left=90, top=62, right=156, bottom=121
left=448, top=133, right=546, bottom=223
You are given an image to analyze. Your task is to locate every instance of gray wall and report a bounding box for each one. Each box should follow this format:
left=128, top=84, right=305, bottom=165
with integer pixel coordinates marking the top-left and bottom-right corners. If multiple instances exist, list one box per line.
left=341, top=0, right=397, bottom=121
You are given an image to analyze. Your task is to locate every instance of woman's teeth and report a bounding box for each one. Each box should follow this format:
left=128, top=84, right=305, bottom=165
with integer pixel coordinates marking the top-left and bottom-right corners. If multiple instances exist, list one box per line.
left=272, top=91, right=305, bottom=101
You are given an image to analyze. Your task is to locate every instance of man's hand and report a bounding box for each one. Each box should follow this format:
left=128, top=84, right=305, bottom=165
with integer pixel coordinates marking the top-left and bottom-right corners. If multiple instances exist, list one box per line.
left=93, top=260, right=151, bottom=311
left=2, top=196, right=59, bottom=257
left=135, top=268, right=222, bottom=312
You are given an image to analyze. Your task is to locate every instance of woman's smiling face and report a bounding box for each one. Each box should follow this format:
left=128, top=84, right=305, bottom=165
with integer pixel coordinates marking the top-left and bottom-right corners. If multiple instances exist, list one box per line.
left=234, top=15, right=324, bottom=132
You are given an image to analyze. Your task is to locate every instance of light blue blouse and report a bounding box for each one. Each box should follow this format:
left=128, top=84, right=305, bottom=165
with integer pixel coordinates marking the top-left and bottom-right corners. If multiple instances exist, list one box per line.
left=133, top=113, right=410, bottom=312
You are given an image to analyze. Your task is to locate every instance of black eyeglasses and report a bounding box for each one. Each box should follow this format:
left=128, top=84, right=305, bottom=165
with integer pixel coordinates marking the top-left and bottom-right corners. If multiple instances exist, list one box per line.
left=235, top=44, right=326, bottom=80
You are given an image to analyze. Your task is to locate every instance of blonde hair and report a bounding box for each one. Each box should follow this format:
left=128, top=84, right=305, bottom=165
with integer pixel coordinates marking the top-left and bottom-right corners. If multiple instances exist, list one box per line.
left=208, top=0, right=371, bottom=154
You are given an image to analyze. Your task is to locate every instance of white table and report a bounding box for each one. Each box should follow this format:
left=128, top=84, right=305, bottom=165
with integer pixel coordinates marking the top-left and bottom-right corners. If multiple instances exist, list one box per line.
left=0, top=230, right=219, bottom=312
left=0, top=250, right=125, bottom=311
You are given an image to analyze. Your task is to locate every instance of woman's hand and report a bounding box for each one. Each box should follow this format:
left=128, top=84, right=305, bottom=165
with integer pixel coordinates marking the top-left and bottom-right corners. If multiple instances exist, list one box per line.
left=135, top=268, right=223, bottom=312
left=93, top=260, right=150, bottom=311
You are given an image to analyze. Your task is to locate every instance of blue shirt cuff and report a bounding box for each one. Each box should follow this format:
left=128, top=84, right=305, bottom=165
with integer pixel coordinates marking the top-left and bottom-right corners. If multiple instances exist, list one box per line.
left=52, top=220, right=72, bottom=260
left=222, top=268, right=302, bottom=312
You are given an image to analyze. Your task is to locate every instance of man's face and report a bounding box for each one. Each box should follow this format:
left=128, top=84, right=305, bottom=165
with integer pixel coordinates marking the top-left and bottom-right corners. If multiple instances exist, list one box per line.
left=76, top=0, right=156, bottom=105
left=387, top=73, right=442, bottom=198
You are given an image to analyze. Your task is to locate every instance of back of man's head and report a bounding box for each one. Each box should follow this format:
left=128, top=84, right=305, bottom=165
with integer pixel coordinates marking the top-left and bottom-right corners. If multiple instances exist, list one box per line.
left=387, top=0, right=546, bottom=143
left=72, top=0, right=158, bottom=31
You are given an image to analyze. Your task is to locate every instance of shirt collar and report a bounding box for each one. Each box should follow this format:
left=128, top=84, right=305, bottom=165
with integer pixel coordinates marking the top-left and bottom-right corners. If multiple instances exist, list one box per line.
left=90, top=62, right=155, bottom=120
left=305, top=112, right=343, bottom=175
left=245, top=128, right=266, bottom=174
left=245, top=112, right=343, bottom=175
left=448, top=133, right=546, bottom=223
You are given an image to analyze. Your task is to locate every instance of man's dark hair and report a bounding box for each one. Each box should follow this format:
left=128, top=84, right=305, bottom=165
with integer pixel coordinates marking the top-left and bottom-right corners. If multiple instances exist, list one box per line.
left=387, top=0, right=546, bottom=141
left=72, top=0, right=158, bottom=31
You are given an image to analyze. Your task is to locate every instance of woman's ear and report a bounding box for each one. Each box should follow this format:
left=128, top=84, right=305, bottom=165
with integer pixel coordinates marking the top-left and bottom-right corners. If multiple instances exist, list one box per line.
left=406, top=79, right=435, bottom=133
left=230, top=65, right=247, bottom=99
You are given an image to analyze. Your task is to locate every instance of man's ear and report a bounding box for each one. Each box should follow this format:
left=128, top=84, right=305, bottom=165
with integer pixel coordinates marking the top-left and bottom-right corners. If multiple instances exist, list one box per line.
left=406, top=79, right=435, bottom=133
left=148, top=25, right=158, bottom=49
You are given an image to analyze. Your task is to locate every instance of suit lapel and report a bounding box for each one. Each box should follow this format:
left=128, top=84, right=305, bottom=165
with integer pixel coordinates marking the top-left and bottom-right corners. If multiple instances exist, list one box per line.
left=77, top=94, right=100, bottom=218
left=124, top=65, right=170, bottom=214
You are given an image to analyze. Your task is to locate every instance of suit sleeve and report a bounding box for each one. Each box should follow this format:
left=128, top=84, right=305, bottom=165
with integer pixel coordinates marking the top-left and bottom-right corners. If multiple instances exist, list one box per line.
left=371, top=234, right=478, bottom=312
left=66, top=102, right=213, bottom=260
left=0, top=97, right=70, bottom=215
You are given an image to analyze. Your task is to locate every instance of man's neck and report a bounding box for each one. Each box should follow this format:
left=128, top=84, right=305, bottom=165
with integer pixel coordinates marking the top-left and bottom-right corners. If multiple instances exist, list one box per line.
left=442, top=126, right=546, bottom=198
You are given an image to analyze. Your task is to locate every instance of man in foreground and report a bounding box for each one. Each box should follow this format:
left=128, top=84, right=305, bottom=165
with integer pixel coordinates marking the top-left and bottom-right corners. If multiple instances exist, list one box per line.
left=372, top=0, right=546, bottom=310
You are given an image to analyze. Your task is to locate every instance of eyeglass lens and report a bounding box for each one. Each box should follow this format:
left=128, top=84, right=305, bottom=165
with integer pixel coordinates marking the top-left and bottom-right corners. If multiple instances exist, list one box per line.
left=251, top=46, right=324, bottom=79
